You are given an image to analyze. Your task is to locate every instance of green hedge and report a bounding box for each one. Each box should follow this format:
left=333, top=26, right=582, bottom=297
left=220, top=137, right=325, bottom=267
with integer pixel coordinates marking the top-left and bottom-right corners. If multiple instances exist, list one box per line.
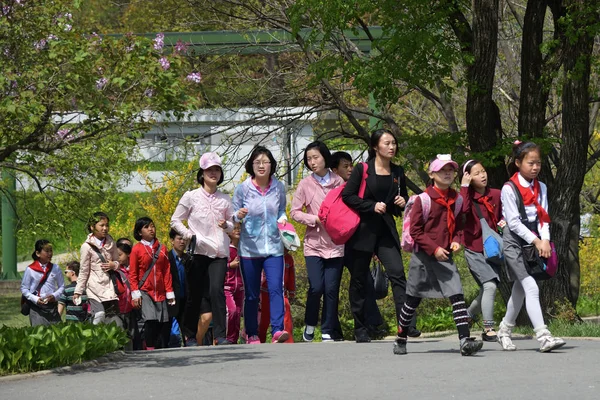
left=0, top=322, right=128, bottom=376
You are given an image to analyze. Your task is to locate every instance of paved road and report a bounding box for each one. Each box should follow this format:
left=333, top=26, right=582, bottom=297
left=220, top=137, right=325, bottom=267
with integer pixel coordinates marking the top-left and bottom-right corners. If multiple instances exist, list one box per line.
left=1, top=336, right=598, bottom=400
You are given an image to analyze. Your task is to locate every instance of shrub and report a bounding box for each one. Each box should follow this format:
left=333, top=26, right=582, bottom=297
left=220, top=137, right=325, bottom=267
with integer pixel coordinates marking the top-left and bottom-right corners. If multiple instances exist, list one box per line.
left=0, top=322, right=128, bottom=376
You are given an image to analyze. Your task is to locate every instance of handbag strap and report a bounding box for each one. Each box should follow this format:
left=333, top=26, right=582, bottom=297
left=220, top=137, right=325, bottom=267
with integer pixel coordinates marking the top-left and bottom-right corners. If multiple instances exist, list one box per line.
left=186, top=235, right=196, bottom=256
left=473, top=201, right=485, bottom=220
left=506, top=181, right=528, bottom=223
left=138, top=244, right=162, bottom=289
left=34, top=264, right=53, bottom=295
left=358, top=162, right=368, bottom=199
left=89, top=244, right=107, bottom=264
left=89, top=244, right=123, bottom=294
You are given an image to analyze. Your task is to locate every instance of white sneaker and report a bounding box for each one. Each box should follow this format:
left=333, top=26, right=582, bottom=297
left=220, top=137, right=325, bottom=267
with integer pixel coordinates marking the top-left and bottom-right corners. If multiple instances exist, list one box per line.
left=535, top=327, right=566, bottom=352
left=497, top=320, right=517, bottom=351
left=321, top=333, right=334, bottom=342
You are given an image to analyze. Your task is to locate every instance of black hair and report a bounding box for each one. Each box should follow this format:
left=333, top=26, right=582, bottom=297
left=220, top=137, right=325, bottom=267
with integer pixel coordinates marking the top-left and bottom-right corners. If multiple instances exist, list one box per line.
left=116, top=242, right=132, bottom=255
left=116, top=237, right=132, bottom=246
left=244, top=146, right=277, bottom=178
left=303, top=141, right=332, bottom=170
left=507, top=141, right=542, bottom=175
left=196, top=166, right=224, bottom=186
left=32, top=239, right=51, bottom=261
left=66, top=260, right=80, bottom=275
left=86, top=211, right=109, bottom=234
left=459, top=159, right=487, bottom=186
left=330, top=151, right=353, bottom=170
left=133, top=216, right=154, bottom=241
left=169, top=228, right=183, bottom=240
left=368, top=128, right=399, bottom=160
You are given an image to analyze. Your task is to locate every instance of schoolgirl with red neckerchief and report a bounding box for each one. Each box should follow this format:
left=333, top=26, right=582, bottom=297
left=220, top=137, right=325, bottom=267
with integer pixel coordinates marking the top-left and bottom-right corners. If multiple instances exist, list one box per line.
left=129, top=217, right=175, bottom=351
left=460, top=159, right=503, bottom=342
left=20, top=239, right=64, bottom=326
left=496, top=141, right=566, bottom=353
left=395, top=154, right=483, bottom=356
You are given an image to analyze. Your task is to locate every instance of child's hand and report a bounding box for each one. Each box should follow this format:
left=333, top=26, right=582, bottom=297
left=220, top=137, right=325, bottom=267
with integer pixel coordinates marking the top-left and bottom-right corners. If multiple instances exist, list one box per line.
left=394, top=196, right=406, bottom=208
left=237, top=208, right=248, bottom=219
left=101, top=262, right=116, bottom=271
left=44, top=295, right=56, bottom=303
left=434, top=247, right=450, bottom=261
left=218, top=220, right=228, bottom=229
left=374, top=202, right=387, bottom=214
left=168, top=298, right=176, bottom=306
left=450, top=242, right=461, bottom=252
left=133, top=298, right=142, bottom=309
left=535, top=238, right=552, bottom=258
left=461, top=172, right=472, bottom=186
left=230, top=257, right=240, bottom=268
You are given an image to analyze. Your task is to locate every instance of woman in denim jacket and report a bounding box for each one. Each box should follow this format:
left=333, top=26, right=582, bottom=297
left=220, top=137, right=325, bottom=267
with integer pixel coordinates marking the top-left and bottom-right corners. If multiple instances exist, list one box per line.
left=233, top=146, right=289, bottom=344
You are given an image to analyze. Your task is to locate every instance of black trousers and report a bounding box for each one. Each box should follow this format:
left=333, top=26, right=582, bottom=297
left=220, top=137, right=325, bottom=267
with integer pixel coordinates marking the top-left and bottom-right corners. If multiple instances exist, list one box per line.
left=347, top=234, right=408, bottom=336
left=183, top=255, right=227, bottom=340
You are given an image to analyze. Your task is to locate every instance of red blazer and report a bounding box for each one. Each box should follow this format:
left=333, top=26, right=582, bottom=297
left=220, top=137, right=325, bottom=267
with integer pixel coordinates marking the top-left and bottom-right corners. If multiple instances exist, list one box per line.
left=129, top=240, right=173, bottom=302
left=460, top=186, right=502, bottom=253
left=409, top=186, right=463, bottom=256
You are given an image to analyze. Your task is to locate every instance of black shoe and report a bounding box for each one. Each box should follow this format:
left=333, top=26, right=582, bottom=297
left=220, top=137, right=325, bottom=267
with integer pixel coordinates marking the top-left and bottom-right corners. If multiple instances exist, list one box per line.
left=333, top=332, right=345, bottom=342
left=481, top=329, right=498, bottom=342
left=302, top=326, right=315, bottom=342
left=460, top=337, right=483, bottom=356
left=407, top=327, right=421, bottom=338
left=355, top=333, right=371, bottom=343
left=367, top=326, right=388, bottom=340
left=393, top=337, right=407, bottom=355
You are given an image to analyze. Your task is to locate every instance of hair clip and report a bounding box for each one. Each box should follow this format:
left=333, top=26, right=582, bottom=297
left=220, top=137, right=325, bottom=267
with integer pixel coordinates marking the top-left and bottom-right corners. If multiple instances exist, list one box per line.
left=514, top=140, right=522, bottom=145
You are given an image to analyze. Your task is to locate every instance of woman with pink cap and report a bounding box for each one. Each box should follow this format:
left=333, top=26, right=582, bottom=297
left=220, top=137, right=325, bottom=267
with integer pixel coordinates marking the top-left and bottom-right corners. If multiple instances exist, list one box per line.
left=170, top=152, right=235, bottom=345
left=394, top=154, right=483, bottom=356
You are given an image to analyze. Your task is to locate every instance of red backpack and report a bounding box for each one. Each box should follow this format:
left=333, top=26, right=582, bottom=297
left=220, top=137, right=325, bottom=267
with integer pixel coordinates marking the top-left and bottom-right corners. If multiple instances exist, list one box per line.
left=318, top=163, right=368, bottom=245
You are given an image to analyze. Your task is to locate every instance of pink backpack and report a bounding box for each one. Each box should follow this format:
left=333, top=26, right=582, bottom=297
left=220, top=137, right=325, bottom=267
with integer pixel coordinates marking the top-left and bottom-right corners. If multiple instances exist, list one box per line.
left=401, top=192, right=463, bottom=252
left=318, top=163, right=368, bottom=245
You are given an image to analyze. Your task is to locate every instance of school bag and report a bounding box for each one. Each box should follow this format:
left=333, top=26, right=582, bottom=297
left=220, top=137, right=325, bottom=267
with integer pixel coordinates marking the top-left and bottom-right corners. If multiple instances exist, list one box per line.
left=371, top=260, right=389, bottom=300
left=473, top=202, right=504, bottom=265
left=401, top=192, right=463, bottom=252
left=506, top=181, right=558, bottom=280
left=318, top=162, right=368, bottom=245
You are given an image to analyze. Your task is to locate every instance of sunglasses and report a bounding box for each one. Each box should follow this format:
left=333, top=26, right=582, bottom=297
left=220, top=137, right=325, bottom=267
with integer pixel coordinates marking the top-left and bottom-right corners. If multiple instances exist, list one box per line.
left=64, top=270, right=73, bottom=275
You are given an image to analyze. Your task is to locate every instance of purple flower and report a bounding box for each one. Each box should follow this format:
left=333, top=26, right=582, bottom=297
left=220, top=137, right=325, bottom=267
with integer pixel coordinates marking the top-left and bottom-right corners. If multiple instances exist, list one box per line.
left=34, top=39, right=47, bottom=50
left=96, top=77, right=108, bottom=89
left=159, top=56, right=170, bottom=70
left=90, top=32, right=102, bottom=45
left=144, top=88, right=154, bottom=98
left=57, top=128, right=70, bottom=139
left=174, top=39, right=188, bottom=54
left=186, top=72, right=202, bottom=83
left=153, top=33, right=164, bottom=51
left=2, top=6, right=11, bottom=16
left=47, top=34, right=58, bottom=41
left=44, top=167, right=57, bottom=176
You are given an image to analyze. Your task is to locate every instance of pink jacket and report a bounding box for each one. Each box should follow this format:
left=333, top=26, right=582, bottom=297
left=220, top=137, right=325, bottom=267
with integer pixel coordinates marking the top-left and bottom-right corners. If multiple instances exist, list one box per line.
left=225, top=245, right=244, bottom=293
left=291, top=172, right=345, bottom=258
left=171, top=187, right=234, bottom=259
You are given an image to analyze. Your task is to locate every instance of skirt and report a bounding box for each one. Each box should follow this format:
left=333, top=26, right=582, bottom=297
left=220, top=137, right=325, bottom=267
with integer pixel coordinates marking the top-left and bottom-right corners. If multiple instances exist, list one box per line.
left=464, top=248, right=501, bottom=286
left=141, top=291, right=169, bottom=323
left=89, top=299, right=123, bottom=328
left=502, top=227, right=531, bottom=282
left=406, top=250, right=464, bottom=298
left=29, top=303, right=61, bottom=327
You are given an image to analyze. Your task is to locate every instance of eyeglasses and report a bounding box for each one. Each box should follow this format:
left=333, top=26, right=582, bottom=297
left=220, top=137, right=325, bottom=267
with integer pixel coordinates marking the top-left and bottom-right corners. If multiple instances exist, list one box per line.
left=253, top=161, right=271, bottom=166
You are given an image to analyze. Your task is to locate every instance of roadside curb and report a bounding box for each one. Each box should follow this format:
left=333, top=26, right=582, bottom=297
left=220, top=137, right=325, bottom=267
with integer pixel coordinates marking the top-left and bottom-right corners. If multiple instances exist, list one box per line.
left=0, top=350, right=127, bottom=382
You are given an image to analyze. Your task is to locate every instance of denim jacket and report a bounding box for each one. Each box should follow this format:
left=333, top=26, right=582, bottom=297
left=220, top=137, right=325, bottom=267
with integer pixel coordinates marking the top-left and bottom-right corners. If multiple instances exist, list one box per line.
left=232, top=177, right=286, bottom=258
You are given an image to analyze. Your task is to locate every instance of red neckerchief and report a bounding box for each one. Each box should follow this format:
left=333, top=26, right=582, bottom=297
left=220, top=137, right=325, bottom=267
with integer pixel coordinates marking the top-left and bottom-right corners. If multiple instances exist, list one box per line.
left=510, top=173, right=551, bottom=226
left=28, top=261, right=52, bottom=286
left=432, top=186, right=457, bottom=238
left=473, top=189, right=498, bottom=228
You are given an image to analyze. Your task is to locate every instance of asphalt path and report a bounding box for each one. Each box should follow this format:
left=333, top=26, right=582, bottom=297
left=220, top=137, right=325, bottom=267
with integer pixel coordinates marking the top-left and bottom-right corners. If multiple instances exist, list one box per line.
left=1, top=335, right=598, bottom=400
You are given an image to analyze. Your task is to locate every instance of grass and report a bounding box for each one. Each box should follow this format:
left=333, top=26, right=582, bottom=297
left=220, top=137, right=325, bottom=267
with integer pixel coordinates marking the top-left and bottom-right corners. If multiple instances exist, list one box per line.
left=513, top=319, right=600, bottom=337
left=0, top=294, right=29, bottom=328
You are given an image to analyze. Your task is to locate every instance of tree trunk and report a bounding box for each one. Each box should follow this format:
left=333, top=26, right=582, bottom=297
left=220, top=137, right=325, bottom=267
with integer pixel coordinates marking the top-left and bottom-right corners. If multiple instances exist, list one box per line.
left=542, top=0, right=597, bottom=313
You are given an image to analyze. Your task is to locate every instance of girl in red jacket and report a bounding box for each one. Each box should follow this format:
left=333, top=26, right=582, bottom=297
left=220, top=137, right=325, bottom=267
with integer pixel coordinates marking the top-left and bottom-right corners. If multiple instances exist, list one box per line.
left=395, top=154, right=483, bottom=356
left=130, top=217, right=175, bottom=350
left=460, top=160, right=503, bottom=342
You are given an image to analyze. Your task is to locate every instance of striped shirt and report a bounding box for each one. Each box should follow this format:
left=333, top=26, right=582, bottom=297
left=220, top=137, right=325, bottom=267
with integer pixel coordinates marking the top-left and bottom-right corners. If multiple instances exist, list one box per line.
left=58, top=282, right=89, bottom=322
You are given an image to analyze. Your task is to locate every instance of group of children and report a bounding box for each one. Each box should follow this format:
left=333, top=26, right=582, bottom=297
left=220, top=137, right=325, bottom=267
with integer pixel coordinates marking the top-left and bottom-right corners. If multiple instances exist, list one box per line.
left=20, top=133, right=567, bottom=356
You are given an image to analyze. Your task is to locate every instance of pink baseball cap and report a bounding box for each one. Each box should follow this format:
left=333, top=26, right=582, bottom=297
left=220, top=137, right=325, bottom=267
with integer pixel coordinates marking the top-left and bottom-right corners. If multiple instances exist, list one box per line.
left=199, top=152, right=222, bottom=170
left=429, top=154, right=459, bottom=172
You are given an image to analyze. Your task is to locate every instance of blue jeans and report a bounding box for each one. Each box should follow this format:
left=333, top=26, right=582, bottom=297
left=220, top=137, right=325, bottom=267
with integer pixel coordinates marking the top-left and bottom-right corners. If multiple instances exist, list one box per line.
left=304, top=256, right=343, bottom=335
left=240, top=256, right=285, bottom=336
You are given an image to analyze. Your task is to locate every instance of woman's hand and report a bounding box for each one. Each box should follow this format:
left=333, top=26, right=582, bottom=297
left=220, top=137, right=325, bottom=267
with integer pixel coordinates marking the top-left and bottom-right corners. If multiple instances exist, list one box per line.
left=394, top=196, right=406, bottom=208
left=434, top=247, right=450, bottom=261
left=461, top=172, right=472, bottom=186
left=374, top=202, right=387, bottom=214
left=218, top=220, right=228, bottom=229
left=534, top=238, right=552, bottom=258
left=101, top=262, right=117, bottom=272
left=133, top=298, right=142, bottom=309
left=237, top=208, right=248, bottom=220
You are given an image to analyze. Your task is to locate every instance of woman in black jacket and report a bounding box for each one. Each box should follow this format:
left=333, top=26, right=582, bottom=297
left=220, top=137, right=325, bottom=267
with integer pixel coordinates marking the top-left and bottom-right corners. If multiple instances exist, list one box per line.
left=342, top=129, right=417, bottom=342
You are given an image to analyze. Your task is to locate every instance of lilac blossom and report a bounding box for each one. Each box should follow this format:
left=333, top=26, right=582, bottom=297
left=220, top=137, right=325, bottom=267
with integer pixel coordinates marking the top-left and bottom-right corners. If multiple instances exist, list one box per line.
left=174, top=39, right=188, bottom=54
left=144, top=88, right=154, bottom=98
left=44, top=167, right=57, bottom=176
left=96, top=77, right=108, bottom=89
left=186, top=72, right=202, bottom=83
left=153, top=33, right=164, bottom=51
left=34, top=39, right=47, bottom=50
left=159, top=56, right=170, bottom=70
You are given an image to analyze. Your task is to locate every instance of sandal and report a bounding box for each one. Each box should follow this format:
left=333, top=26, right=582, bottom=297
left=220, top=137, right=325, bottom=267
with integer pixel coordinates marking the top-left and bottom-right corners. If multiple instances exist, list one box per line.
left=481, top=328, right=498, bottom=342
